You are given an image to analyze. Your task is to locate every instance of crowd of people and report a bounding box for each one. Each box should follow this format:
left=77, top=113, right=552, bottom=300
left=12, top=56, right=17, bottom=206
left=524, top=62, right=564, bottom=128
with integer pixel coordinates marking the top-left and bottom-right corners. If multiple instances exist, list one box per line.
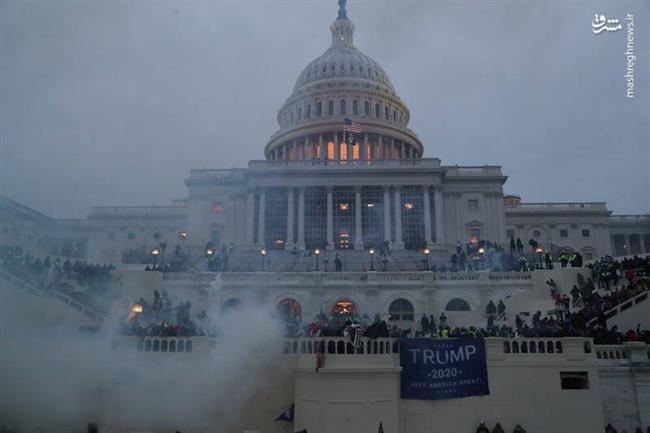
left=280, top=255, right=649, bottom=344
left=540, top=256, right=650, bottom=344
left=120, top=289, right=208, bottom=337
left=0, top=245, right=117, bottom=313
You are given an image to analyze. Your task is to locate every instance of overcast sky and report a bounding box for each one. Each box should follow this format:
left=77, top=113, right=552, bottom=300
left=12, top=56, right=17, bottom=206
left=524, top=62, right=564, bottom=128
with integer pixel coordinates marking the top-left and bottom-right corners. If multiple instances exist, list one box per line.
left=0, top=0, right=648, bottom=218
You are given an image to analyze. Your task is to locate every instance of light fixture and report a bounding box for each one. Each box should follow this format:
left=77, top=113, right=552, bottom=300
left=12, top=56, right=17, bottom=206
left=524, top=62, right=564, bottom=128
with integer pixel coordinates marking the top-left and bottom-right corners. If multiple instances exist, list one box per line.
left=366, top=202, right=375, bottom=208
left=260, top=248, right=267, bottom=256
left=131, top=304, right=143, bottom=314
left=151, top=248, right=160, bottom=256
left=404, top=202, right=414, bottom=210
left=314, top=248, right=321, bottom=256
left=478, top=247, right=485, bottom=255
left=339, top=202, right=349, bottom=211
left=206, top=248, right=214, bottom=256
left=178, top=231, right=188, bottom=239
left=369, top=248, right=375, bottom=255
left=424, top=248, right=430, bottom=255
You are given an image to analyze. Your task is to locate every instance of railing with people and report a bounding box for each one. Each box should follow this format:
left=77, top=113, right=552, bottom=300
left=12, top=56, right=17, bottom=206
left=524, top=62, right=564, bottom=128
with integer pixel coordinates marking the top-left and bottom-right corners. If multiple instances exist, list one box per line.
left=218, top=270, right=533, bottom=284
left=585, top=288, right=649, bottom=328
left=123, top=336, right=624, bottom=361
left=0, top=268, right=103, bottom=321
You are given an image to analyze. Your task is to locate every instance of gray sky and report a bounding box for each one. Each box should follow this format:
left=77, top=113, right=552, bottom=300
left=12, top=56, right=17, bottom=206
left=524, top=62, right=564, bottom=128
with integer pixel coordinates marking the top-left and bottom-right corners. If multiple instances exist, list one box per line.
left=0, top=0, right=648, bottom=218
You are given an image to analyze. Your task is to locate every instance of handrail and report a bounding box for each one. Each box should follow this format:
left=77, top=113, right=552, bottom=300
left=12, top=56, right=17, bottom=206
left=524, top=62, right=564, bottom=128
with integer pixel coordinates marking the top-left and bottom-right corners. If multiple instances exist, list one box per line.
left=586, top=288, right=649, bottom=327
left=0, top=268, right=103, bottom=321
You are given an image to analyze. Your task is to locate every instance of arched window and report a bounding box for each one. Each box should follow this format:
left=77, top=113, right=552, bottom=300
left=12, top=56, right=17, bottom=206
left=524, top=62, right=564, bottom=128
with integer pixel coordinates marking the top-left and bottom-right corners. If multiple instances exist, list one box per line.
left=364, top=101, right=370, bottom=116
left=221, top=298, right=242, bottom=313
left=328, top=100, right=334, bottom=116
left=333, top=299, right=356, bottom=316
left=445, top=298, right=471, bottom=311
left=388, top=298, right=414, bottom=321
left=298, top=108, right=302, bottom=120
left=393, top=110, right=397, bottom=121
left=306, top=104, right=312, bottom=119
left=316, top=101, right=322, bottom=116
left=384, top=106, right=389, bottom=120
left=353, top=100, right=359, bottom=115
left=375, top=104, right=380, bottom=118
left=276, top=298, right=302, bottom=323
left=340, top=99, right=347, bottom=115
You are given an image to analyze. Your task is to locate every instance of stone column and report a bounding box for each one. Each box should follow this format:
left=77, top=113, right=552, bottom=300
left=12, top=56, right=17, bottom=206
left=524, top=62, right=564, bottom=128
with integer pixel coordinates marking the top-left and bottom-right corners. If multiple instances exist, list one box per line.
left=400, top=141, right=406, bottom=159
left=640, top=235, right=647, bottom=254
left=326, top=186, right=334, bottom=249
left=422, top=185, right=433, bottom=248
left=256, top=188, right=266, bottom=248
left=334, top=133, right=341, bottom=161
left=362, top=133, right=369, bottom=161
left=297, top=187, right=305, bottom=250
left=391, top=137, right=396, bottom=159
left=394, top=186, right=404, bottom=249
left=286, top=187, right=295, bottom=248
left=455, top=193, right=463, bottom=242
left=246, top=188, right=256, bottom=247
left=383, top=185, right=392, bottom=244
left=434, top=186, right=445, bottom=243
left=319, top=134, right=325, bottom=161
left=354, top=186, right=364, bottom=249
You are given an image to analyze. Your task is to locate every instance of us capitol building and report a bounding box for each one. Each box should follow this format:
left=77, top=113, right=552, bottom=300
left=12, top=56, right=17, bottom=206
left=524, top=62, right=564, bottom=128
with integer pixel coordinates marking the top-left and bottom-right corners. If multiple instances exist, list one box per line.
left=1, top=3, right=649, bottom=433
left=1, top=4, right=648, bottom=269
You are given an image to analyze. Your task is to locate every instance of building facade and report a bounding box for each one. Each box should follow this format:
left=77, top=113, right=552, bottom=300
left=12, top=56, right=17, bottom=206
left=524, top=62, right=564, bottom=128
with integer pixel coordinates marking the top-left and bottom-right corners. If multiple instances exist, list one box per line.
left=2, top=5, right=647, bottom=266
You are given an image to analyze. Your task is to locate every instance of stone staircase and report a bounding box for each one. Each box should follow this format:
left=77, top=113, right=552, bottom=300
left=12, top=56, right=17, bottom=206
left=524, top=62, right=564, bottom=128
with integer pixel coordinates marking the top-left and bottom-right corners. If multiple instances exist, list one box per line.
left=0, top=268, right=103, bottom=333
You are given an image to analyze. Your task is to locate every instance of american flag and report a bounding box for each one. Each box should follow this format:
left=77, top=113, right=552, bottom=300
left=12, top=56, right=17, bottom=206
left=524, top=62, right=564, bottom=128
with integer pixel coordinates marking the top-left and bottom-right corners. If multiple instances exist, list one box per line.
left=343, top=117, right=362, bottom=133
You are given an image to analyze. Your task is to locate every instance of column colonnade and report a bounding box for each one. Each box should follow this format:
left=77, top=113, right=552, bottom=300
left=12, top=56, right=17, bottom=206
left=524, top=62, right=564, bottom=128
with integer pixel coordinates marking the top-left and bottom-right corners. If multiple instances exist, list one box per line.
left=246, top=183, right=445, bottom=251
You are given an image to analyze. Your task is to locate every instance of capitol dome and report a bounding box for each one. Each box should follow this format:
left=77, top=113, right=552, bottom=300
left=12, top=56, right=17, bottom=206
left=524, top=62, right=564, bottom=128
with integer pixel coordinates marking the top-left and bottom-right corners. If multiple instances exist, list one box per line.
left=265, top=3, right=423, bottom=162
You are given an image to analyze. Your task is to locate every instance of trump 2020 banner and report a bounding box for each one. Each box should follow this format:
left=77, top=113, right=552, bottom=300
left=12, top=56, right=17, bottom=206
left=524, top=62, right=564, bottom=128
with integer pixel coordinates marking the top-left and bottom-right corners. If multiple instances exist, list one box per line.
left=399, top=338, right=490, bottom=400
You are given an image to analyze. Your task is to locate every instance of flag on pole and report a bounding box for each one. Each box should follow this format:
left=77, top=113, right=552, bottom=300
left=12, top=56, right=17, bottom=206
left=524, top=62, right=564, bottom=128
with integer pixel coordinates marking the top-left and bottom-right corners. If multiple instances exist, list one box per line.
left=343, top=117, right=362, bottom=133
left=275, top=404, right=295, bottom=422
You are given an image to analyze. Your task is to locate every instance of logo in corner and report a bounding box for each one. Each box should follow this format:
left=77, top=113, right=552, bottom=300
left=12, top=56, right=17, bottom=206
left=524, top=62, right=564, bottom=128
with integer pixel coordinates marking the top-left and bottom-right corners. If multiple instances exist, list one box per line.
left=592, top=14, right=622, bottom=34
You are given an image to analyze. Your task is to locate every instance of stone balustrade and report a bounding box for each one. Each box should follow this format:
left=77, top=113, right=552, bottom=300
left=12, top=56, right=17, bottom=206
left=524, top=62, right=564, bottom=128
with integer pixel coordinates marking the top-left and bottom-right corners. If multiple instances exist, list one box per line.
left=124, top=336, right=620, bottom=363
left=218, top=270, right=533, bottom=285
left=0, top=268, right=103, bottom=321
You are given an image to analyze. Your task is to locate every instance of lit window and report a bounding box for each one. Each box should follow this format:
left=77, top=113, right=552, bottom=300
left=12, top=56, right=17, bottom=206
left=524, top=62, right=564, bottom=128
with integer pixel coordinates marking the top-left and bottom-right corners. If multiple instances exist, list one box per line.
left=339, top=202, right=349, bottom=211
left=333, top=300, right=356, bottom=316
left=403, top=202, right=415, bottom=210
left=468, top=199, right=479, bottom=210
left=367, top=203, right=375, bottom=208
